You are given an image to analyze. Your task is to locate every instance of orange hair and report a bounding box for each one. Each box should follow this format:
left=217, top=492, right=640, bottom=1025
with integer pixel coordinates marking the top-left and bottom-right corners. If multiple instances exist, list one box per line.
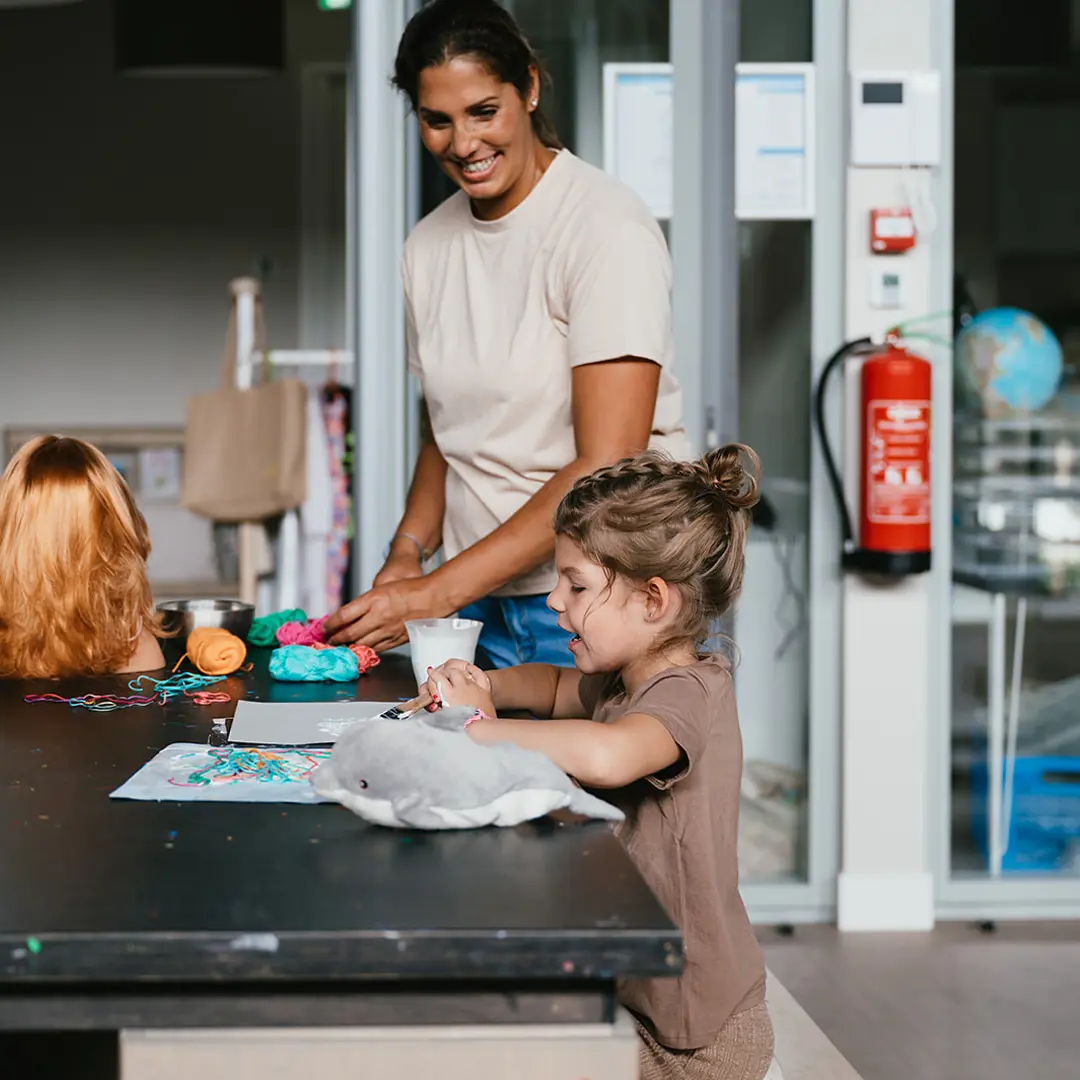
left=0, top=435, right=165, bottom=679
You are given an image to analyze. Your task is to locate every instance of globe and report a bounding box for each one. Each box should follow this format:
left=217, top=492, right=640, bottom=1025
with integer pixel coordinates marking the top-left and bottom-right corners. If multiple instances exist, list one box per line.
left=955, top=307, right=1063, bottom=419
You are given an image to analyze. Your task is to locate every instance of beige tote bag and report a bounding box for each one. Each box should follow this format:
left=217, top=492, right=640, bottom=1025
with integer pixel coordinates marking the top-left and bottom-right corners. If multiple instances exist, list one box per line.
left=182, top=294, right=307, bottom=522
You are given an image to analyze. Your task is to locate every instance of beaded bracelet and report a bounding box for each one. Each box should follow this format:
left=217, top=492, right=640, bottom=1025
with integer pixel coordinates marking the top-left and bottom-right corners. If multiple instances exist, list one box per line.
left=464, top=708, right=491, bottom=728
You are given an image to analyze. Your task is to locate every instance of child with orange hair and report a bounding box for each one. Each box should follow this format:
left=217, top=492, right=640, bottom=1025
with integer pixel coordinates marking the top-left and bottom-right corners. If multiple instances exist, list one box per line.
left=0, top=435, right=166, bottom=678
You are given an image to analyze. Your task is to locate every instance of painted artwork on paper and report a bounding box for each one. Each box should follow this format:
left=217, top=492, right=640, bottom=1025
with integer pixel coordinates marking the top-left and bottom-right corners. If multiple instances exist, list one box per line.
left=110, top=742, right=331, bottom=804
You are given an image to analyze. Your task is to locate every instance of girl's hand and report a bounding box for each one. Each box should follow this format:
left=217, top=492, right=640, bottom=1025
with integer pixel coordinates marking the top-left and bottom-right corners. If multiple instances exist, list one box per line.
left=405, top=659, right=491, bottom=713
left=427, top=659, right=491, bottom=696
left=427, top=663, right=495, bottom=717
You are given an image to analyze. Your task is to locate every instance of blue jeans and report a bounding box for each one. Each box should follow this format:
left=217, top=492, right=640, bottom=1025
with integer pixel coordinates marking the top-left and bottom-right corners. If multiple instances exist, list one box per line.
left=458, top=595, right=576, bottom=670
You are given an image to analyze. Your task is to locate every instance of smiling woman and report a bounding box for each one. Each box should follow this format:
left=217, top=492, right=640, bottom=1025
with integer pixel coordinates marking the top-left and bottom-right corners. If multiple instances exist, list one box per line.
left=323, top=0, right=690, bottom=667
left=412, top=58, right=548, bottom=222
left=393, top=0, right=562, bottom=221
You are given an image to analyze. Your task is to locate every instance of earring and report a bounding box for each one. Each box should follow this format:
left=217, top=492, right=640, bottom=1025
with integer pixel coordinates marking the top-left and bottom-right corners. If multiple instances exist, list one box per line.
left=530, top=98, right=538, bottom=107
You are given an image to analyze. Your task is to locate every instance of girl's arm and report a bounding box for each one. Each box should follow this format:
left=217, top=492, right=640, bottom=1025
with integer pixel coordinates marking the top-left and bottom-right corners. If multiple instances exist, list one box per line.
left=418, top=661, right=586, bottom=720
left=488, top=664, right=587, bottom=719
left=429, top=666, right=679, bottom=789
left=468, top=712, right=680, bottom=790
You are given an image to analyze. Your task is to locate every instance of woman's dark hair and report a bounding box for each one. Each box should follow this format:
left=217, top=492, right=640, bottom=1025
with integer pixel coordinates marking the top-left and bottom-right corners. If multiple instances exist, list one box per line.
left=392, top=0, right=562, bottom=150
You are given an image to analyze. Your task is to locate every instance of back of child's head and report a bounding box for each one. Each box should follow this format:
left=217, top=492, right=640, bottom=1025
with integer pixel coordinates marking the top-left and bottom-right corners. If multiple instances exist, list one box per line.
left=0, top=435, right=159, bottom=679
left=553, top=445, right=760, bottom=647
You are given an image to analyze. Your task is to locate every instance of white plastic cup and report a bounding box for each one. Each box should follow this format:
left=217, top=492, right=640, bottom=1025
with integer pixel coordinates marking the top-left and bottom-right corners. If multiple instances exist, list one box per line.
left=405, top=618, right=483, bottom=691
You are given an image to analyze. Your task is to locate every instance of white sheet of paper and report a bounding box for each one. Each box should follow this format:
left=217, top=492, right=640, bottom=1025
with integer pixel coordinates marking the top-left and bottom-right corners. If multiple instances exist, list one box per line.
left=228, top=700, right=405, bottom=746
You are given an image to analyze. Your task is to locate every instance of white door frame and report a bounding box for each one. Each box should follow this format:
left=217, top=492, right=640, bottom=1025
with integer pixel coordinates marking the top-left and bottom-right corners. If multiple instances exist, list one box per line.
left=349, top=1, right=411, bottom=594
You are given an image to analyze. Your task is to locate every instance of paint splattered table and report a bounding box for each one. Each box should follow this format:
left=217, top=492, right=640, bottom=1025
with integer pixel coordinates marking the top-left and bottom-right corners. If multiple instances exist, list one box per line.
left=0, top=648, right=678, bottom=1079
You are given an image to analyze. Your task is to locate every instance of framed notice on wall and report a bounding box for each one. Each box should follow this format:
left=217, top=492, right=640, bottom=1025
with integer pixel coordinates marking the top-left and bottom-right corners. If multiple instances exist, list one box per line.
left=735, top=63, right=815, bottom=221
left=603, top=63, right=674, bottom=220
left=602, top=61, right=816, bottom=222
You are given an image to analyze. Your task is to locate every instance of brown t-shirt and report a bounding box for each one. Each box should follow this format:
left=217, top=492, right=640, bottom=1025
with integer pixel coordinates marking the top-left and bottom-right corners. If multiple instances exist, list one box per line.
left=580, top=655, right=766, bottom=1050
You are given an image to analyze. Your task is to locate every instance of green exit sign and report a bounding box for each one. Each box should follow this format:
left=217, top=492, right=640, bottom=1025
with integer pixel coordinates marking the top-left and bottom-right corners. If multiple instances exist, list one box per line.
left=318, top=0, right=351, bottom=10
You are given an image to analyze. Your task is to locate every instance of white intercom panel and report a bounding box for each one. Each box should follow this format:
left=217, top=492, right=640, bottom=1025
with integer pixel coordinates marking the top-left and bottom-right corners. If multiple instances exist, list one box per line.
left=850, top=70, right=942, bottom=168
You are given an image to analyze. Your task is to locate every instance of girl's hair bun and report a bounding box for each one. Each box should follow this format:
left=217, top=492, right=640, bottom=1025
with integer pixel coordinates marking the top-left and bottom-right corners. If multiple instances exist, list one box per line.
left=694, top=444, right=760, bottom=513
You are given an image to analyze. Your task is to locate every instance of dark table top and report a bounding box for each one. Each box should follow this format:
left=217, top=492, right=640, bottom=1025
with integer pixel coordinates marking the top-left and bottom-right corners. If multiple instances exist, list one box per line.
left=0, top=648, right=679, bottom=986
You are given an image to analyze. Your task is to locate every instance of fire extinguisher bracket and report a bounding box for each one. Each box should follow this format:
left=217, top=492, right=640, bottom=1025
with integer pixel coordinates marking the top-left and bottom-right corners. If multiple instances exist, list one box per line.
left=842, top=548, right=931, bottom=575
left=815, top=337, right=933, bottom=578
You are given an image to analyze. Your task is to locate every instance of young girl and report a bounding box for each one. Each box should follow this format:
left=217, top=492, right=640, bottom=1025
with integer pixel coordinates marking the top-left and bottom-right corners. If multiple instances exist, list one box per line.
left=0, top=435, right=166, bottom=679
left=418, top=446, right=773, bottom=1080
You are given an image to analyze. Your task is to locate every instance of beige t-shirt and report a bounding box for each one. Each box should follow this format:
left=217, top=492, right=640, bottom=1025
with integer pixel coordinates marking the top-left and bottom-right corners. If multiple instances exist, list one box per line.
left=402, top=150, right=690, bottom=597
left=580, top=655, right=767, bottom=1051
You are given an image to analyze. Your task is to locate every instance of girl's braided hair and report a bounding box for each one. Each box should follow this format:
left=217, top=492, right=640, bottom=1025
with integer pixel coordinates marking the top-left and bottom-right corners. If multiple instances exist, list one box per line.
left=554, top=445, right=760, bottom=648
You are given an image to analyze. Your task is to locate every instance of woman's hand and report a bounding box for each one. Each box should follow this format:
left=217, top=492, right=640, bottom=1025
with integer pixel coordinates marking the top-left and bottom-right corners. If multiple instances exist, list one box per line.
left=324, top=577, right=449, bottom=651
left=372, top=549, right=424, bottom=588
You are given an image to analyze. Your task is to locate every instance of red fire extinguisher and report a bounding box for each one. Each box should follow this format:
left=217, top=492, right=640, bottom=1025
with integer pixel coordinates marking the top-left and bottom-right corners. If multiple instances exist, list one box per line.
left=814, top=336, right=932, bottom=575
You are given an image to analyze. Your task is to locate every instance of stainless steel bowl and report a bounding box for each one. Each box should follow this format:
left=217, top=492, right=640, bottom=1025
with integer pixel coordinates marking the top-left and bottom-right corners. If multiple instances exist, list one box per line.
left=156, top=599, right=255, bottom=646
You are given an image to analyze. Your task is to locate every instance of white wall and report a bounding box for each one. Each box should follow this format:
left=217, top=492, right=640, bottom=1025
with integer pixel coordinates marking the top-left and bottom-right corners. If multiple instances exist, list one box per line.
left=837, top=0, right=947, bottom=931
left=0, top=0, right=348, bottom=436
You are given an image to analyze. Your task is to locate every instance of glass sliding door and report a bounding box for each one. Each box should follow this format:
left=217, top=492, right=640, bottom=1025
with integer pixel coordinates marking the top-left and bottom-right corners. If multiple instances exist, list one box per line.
left=941, top=0, right=1080, bottom=920
left=733, top=0, right=814, bottom=893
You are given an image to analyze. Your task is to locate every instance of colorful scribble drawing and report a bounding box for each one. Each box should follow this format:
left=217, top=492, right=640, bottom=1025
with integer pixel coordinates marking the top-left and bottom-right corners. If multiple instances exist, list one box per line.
left=168, top=747, right=331, bottom=789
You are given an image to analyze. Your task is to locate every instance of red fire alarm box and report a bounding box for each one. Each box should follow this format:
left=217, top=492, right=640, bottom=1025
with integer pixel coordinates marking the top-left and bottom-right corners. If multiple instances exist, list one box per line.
left=870, top=207, right=916, bottom=254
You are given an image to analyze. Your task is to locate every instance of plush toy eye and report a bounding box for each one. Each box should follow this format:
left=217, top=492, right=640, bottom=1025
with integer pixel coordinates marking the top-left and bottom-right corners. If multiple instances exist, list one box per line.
left=358, top=779, right=368, bottom=789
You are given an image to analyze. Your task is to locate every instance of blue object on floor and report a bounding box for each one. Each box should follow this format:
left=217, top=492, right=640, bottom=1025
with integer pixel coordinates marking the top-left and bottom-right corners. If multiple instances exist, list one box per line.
left=970, top=755, right=1080, bottom=873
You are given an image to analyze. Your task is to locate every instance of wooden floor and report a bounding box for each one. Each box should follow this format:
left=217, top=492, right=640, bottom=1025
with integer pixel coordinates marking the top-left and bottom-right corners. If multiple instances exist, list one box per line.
left=762, top=921, right=1080, bottom=1080
left=767, top=972, right=862, bottom=1080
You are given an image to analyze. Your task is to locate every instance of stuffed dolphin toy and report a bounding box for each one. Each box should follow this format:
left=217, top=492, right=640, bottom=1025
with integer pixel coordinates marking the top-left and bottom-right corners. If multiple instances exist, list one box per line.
left=311, top=705, right=623, bottom=829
